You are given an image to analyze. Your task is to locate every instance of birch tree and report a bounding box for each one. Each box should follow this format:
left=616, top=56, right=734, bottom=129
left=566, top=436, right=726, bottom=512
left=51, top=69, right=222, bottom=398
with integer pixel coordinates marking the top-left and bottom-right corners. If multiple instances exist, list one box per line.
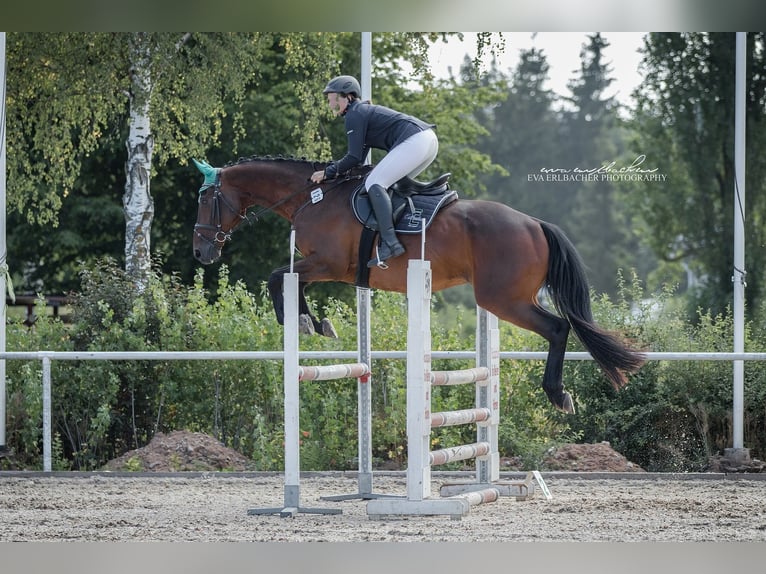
left=124, top=33, right=154, bottom=287
left=6, top=32, right=269, bottom=285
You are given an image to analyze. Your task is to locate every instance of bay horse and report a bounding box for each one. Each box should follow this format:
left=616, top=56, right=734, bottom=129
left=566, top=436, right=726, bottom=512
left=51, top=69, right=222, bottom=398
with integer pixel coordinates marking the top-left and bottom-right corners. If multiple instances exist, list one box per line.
left=191, top=156, right=645, bottom=413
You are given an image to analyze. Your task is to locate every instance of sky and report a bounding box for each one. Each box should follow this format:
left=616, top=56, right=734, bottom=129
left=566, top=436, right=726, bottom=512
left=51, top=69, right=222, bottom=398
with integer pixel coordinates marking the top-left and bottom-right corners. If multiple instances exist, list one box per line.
left=426, top=32, right=647, bottom=109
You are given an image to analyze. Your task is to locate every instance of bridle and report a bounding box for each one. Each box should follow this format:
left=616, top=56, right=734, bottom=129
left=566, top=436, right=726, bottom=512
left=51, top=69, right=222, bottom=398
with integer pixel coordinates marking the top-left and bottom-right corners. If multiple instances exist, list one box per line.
left=193, top=173, right=247, bottom=249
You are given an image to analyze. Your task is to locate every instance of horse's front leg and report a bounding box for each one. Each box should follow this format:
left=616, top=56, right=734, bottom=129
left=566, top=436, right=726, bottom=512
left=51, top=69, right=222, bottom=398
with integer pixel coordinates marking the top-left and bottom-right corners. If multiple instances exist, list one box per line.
left=299, top=282, right=338, bottom=338
left=267, top=266, right=338, bottom=338
left=267, top=266, right=288, bottom=326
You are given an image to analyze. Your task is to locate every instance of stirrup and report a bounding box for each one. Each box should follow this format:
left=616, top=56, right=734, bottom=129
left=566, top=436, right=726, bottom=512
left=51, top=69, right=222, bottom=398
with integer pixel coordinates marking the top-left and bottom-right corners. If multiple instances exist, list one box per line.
left=367, top=243, right=405, bottom=269
left=367, top=245, right=390, bottom=269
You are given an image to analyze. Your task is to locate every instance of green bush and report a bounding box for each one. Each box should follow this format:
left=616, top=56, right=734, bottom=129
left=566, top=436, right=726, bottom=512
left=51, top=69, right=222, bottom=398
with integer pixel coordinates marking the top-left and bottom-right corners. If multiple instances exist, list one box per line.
left=564, top=271, right=766, bottom=470
left=3, top=260, right=766, bottom=472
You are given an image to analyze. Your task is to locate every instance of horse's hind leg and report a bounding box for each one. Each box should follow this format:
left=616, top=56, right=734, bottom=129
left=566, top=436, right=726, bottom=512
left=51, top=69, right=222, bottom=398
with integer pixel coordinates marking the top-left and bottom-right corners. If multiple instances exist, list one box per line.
left=493, top=301, right=575, bottom=414
left=534, top=306, right=575, bottom=413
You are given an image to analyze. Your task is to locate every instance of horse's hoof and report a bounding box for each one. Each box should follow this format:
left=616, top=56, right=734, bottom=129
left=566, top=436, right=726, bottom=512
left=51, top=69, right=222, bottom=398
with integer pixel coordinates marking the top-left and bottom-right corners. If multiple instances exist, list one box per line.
left=298, top=314, right=315, bottom=335
left=320, top=318, right=338, bottom=338
left=557, top=391, right=575, bottom=414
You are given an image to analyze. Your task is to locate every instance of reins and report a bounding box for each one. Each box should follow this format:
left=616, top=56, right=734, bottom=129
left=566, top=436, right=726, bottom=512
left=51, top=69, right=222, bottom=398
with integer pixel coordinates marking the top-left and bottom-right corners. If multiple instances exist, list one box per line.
left=291, top=175, right=363, bottom=221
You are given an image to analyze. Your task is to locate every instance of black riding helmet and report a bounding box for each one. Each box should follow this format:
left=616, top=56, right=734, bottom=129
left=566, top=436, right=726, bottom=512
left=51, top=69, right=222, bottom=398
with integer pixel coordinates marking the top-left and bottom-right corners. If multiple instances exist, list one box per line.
left=322, top=75, right=361, bottom=98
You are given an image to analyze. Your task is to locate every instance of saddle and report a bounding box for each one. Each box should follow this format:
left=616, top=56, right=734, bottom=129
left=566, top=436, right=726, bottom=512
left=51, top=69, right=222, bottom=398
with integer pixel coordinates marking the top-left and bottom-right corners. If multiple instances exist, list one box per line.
left=351, top=173, right=457, bottom=234
left=352, top=173, right=458, bottom=287
left=390, top=173, right=452, bottom=197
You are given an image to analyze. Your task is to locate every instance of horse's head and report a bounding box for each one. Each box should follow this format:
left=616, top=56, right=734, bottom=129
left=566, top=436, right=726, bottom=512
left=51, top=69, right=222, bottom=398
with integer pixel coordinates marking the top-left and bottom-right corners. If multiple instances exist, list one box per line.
left=191, top=158, right=246, bottom=265
left=192, top=155, right=348, bottom=265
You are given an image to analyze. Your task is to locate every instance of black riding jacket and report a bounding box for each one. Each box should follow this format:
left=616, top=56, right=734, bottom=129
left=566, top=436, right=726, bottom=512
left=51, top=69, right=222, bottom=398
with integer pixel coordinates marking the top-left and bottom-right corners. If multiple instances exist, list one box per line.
left=324, top=99, right=435, bottom=179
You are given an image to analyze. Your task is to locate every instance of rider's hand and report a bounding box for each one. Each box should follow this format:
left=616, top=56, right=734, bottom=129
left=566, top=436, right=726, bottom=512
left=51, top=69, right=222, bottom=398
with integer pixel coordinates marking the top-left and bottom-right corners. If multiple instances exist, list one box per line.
left=310, top=170, right=325, bottom=184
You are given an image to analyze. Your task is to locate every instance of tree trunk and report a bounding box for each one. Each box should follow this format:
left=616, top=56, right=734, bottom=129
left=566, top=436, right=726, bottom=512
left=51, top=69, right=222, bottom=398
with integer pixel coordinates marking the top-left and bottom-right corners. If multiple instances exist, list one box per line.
left=123, top=33, right=154, bottom=289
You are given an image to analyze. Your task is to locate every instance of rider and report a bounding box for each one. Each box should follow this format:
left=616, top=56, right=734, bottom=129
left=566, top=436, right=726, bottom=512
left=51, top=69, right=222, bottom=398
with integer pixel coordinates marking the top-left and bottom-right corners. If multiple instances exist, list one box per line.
left=310, top=75, right=438, bottom=268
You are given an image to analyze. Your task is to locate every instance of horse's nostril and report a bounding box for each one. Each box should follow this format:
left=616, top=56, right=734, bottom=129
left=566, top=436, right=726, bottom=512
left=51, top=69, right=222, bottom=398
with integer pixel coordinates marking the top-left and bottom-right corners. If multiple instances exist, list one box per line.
left=194, top=249, right=202, bottom=260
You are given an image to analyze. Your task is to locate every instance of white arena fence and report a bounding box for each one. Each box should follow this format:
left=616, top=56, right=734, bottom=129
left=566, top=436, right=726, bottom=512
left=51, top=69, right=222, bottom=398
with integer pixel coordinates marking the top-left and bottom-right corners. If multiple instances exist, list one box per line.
left=2, top=346, right=766, bottom=474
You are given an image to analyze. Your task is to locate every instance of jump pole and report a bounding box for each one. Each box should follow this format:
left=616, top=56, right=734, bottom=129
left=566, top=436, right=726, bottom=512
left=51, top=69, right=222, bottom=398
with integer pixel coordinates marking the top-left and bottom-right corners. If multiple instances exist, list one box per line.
left=438, top=307, right=546, bottom=501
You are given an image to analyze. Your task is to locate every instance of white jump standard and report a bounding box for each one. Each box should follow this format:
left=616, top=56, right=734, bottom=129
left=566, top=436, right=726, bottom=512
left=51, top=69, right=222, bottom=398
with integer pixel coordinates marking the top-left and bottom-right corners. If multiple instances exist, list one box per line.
left=320, top=286, right=397, bottom=503
left=248, top=272, right=371, bottom=517
left=367, top=259, right=538, bottom=520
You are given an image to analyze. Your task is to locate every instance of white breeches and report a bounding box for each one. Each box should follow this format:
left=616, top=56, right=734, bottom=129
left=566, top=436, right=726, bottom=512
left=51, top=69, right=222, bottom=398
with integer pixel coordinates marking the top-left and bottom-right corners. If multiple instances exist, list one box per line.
left=365, top=128, right=439, bottom=189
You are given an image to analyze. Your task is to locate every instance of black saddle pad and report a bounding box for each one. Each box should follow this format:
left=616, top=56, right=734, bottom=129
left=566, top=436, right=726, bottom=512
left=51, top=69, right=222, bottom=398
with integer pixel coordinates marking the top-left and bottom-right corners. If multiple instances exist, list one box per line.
left=351, top=186, right=458, bottom=234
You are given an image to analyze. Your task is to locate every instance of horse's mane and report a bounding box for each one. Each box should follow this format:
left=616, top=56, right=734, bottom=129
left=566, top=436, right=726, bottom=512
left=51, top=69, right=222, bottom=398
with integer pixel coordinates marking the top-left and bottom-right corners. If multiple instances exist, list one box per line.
left=224, top=154, right=318, bottom=168
left=224, top=155, right=372, bottom=177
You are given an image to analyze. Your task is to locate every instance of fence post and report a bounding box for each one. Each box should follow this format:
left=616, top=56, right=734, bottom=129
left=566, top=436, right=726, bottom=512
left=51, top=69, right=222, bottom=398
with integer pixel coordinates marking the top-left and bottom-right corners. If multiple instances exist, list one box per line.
left=356, top=287, right=373, bottom=494
left=42, top=355, right=52, bottom=472
left=282, top=273, right=300, bottom=508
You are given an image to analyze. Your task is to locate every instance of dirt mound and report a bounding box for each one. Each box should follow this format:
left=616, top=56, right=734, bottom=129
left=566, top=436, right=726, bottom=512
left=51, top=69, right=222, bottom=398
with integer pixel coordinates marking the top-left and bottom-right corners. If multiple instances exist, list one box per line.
left=102, top=430, right=255, bottom=472
left=105, top=431, right=641, bottom=474
left=541, top=442, right=645, bottom=472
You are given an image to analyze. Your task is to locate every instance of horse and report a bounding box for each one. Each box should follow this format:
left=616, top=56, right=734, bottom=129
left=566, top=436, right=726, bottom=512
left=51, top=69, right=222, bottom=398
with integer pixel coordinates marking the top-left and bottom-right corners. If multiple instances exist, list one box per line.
left=191, top=156, right=646, bottom=413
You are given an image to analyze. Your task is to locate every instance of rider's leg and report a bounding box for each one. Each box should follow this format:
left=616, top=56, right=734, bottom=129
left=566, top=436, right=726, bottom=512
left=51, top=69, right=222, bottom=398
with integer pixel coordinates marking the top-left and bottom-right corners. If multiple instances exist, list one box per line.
left=366, top=184, right=405, bottom=268
left=365, top=129, right=439, bottom=268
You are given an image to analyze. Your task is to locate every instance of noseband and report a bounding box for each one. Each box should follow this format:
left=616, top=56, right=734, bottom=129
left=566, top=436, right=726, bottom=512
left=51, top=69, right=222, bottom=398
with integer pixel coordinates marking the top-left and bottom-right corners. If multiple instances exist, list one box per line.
left=194, top=173, right=247, bottom=248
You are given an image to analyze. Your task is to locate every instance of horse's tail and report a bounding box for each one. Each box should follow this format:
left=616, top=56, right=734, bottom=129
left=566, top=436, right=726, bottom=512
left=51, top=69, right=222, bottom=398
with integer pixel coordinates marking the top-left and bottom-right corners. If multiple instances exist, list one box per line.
left=539, top=220, right=646, bottom=389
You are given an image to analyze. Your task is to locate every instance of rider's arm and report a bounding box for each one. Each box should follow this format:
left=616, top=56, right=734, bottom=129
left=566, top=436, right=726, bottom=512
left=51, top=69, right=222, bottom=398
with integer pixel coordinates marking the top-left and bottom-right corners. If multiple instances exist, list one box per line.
left=324, top=109, right=367, bottom=179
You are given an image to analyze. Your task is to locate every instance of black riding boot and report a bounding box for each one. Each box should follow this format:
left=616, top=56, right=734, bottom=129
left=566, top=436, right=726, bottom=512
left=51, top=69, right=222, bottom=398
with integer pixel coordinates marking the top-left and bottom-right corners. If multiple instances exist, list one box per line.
left=366, top=184, right=405, bottom=268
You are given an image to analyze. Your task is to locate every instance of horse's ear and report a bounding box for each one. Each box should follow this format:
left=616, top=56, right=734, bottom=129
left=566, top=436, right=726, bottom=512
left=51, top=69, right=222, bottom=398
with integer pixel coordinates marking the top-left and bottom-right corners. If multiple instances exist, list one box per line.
left=192, top=158, right=219, bottom=185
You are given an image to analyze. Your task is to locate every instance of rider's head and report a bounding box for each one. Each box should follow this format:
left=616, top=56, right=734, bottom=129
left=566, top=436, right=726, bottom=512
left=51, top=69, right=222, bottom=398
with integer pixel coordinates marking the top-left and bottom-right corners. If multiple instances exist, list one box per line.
left=322, top=76, right=361, bottom=116
left=322, top=75, right=361, bottom=99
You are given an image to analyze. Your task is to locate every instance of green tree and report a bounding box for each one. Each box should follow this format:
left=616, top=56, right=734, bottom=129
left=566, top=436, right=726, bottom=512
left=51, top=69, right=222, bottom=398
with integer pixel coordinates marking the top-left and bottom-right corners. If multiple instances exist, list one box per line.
left=6, top=32, right=269, bottom=287
left=559, top=33, right=636, bottom=296
left=6, top=33, right=506, bottom=302
left=473, top=48, right=564, bottom=216
left=630, top=32, right=766, bottom=316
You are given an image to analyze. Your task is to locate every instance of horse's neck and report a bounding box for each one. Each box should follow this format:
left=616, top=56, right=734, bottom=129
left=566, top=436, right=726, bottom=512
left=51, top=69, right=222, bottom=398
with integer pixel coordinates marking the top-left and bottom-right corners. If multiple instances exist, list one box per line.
left=246, top=184, right=300, bottom=222
left=237, top=164, right=315, bottom=221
